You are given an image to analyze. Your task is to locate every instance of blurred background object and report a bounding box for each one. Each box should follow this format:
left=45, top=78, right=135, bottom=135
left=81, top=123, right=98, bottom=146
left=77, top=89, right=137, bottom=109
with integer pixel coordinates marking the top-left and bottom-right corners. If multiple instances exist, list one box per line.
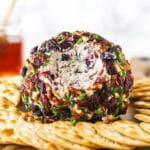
left=0, top=0, right=150, bottom=76
left=0, top=0, right=22, bottom=76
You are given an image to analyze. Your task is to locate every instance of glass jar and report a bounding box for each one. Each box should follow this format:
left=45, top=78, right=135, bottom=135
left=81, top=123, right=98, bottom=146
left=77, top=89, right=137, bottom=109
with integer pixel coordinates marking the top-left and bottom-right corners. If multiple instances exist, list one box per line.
left=0, top=16, right=22, bottom=76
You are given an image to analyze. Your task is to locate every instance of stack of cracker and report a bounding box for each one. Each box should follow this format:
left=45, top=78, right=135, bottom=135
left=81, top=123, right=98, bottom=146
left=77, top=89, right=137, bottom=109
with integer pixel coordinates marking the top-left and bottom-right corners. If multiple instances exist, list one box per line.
left=0, top=76, right=150, bottom=150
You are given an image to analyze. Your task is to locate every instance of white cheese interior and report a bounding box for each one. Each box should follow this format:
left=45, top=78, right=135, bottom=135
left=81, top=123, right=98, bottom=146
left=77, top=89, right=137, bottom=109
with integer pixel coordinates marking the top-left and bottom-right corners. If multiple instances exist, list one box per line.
left=39, top=42, right=106, bottom=97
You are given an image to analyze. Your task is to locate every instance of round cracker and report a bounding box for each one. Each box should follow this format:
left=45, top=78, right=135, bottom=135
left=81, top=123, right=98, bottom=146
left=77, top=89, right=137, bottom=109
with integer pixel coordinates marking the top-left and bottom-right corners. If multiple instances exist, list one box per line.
left=134, top=114, right=150, bottom=123
left=140, top=122, right=150, bottom=134
left=134, top=79, right=150, bottom=87
left=112, top=120, right=150, bottom=143
left=0, top=110, right=26, bottom=145
left=2, top=145, right=36, bottom=150
left=140, top=97, right=150, bottom=101
left=14, top=119, right=56, bottom=150
left=135, top=108, right=150, bottom=115
left=36, top=123, right=92, bottom=150
left=134, top=101, right=150, bottom=109
left=131, top=92, right=150, bottom=98
left=132, top=86, right=150, bottom=92
left=50, top=121, right=99, bottom=148
left=95, top=122, right=150, bottom=147
left=0, top=80, right=21, bottom=106
left=75, top=122, right=133, bottom=150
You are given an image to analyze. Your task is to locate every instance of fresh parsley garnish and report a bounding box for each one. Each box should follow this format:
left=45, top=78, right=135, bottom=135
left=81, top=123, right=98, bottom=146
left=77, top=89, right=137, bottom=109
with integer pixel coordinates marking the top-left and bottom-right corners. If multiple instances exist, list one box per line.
left=23, top=96, right=29, bottom=104
left=92, top=34, right=99, bottom=40
left=32, top=86, right=39, bottom=92
left=36, top=100, right=44, bottom=111
left=112, top=87, right=118, bottom=96
left=70, top=118, right=77, bottom=126
left=42, top=60, right=49, bottom=67
left=65, top=93, right=71, bottom=101
left=122, top=71, right=127, bottom=79
left=51, top=108, right=59, bottom=117
left=76, top=38, right=83, bottom=44
left=94, top=109, right=101, bottom=115
left=114, top=89, right=124, bottom=116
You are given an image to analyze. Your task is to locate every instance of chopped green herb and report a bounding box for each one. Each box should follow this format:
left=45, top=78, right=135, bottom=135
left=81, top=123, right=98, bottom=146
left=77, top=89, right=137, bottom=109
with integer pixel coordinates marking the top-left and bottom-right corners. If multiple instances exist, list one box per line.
left=43, top=60, right=49, bottom=67
left=114, top=89, right=124, bottom=116
left=36, top=100, right=44, bottom=111
left=78, top=94, right=87, bottom=100
left=112, top=87, right=118, bottom=96
left=50, top=51, right=54, bottom=56
left=94, top=109, right=101, bottom=115
left=113, top=116, right=120, bottom=121
left=122, top=71, right=127, bottom=79
left=26, top=71, right=34, bottom=78
left=117, top=53, right=125, bottom=64
left=34, top=67, right=38, bottom=73
left=23, top=96, right=29, bottom=104
left=105, top=45, right=111, bottom=49
left=70, top=118, right=77, bottom=126
left=65, top=93, right=71, bottom=101
left=32, top=86, right=39, bottom=92
left=21, top=77, right=25, bottom=82
left=57, top=36, right=64, bottom=41
left=51, top=108, right=59, bottom=117
left=58, top=105, right=65, bottom=109
left=76, top=38, right=83, bottom=44
left=92, top=34, right=99, bottom=40
left=81, top=114, right=88, bottom=121
left=65, top=32, right=70, bottom=36
left=23, top=65, right=27, bottom=70
left=25, top=104, right=31, bottom=111
left=80, top=89, right=86, bottom=93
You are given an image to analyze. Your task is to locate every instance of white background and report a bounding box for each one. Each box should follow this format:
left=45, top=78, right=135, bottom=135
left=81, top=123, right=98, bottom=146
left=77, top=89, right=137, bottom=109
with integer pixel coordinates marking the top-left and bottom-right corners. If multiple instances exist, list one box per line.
left=0, top=0, right=150, bottom=61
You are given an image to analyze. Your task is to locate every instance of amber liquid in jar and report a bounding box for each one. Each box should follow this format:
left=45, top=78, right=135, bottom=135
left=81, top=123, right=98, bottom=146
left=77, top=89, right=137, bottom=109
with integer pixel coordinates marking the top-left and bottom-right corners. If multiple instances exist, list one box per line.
left=0, top=35, right=22, bottom=76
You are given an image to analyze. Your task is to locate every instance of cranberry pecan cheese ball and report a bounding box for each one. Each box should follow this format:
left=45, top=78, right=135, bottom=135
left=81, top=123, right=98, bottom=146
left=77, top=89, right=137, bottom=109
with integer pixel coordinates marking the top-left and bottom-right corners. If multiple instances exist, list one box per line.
left=20, top=31, right=133, bottom=124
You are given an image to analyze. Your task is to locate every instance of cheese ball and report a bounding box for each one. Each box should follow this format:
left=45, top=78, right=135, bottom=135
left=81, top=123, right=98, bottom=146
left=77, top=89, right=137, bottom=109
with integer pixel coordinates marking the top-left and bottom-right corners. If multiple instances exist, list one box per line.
left=20, top=31, right=133, bottom=124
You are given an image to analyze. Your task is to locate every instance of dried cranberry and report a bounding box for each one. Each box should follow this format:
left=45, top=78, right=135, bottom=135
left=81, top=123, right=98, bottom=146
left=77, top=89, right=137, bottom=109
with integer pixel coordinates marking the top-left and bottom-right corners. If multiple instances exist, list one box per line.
left=76, top=100, right=87, bottom=107
left=124, top=72, right=133, bottom=93
left=58, top=31, right=71, bottom=37
left=20, top=84, right=25, bottom=94
left=87, top=93, right=100, bottom=111
left=39, top=40, right=60, bottom=52
left=30, top=46, right=38, bottom=54
left=107, top=98, right=119, bottom=113
left=101, top=52, right=116, bottom=60
left=59, top=40, right=73, bottom=50
left=105, top=60, right=117, bottom=75
left=50, top=74, right=55, bottom=80
left=108, top=45, right=121, bottom=53
left=31, top=105, right=42, bottom=116
left=117, top=74, right=124, bottom=87
left=33, top=57, right=42, bottom=68
left=46, top=39, right=61, bottom=51
left=41, top=95, right=50, bottom=109
left=61, top=53, right=70, bottom=61
left=36, top=79, right=43, bottom=89
left=58, top=107, right=71, bottom=119
left=20, top=67, right=27, bottom=77
left=91, top=114, right=103, bottom=122
left=99, top=85, right=111, bottom=101
left=82, top=32, right=90, bottom=37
